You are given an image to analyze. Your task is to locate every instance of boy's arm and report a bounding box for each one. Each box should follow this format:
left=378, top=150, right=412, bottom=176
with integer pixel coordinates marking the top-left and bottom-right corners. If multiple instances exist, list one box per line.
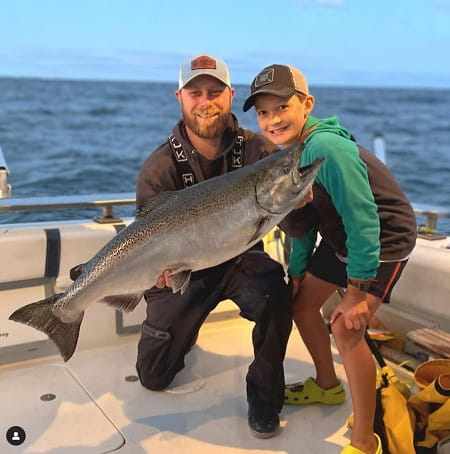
left=308, top=138, right=380, bottom=281
left=287, top=228, right=318, bottom=278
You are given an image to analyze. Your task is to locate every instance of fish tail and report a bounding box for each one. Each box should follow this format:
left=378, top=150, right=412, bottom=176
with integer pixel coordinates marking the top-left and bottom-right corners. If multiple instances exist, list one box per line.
left=9, top=294, right=83, bottom=362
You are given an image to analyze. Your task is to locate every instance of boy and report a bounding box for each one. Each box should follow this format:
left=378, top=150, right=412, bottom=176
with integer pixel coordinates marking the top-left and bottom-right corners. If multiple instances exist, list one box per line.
left=243, top=64, right=417, bottom=453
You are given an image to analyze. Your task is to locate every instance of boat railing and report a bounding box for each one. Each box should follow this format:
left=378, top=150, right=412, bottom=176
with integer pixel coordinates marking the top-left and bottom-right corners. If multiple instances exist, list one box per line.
left=1, top=141, right=449, bottom=230
left=414, top=203, right=450, bottom=236
left=0, top=192, right=136, bottom=223
left=0, top=192, right=449, bottom=233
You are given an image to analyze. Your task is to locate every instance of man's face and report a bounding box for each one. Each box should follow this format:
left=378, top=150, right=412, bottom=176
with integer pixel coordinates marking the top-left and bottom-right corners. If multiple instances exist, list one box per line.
left=254, top=93, right=314, bottom=147
left=176, top=75, right=235, bottom=139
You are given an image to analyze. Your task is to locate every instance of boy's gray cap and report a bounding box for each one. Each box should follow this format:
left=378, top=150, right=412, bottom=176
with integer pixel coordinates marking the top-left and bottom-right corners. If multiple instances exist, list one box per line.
left=243, top=64, right=309, bottom=112
left=179, top=55, right=231, bottom=89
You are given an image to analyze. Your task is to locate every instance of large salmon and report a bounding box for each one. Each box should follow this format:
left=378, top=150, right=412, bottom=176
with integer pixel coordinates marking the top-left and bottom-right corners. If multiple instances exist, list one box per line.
left=9, top=142, right=323, bottom=361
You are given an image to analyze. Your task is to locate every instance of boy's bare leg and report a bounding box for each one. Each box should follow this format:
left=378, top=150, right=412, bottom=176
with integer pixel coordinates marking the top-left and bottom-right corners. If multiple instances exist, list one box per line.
left=292, top=273, right=340, bottom=389
left=331, top=295, right=382, bottom=454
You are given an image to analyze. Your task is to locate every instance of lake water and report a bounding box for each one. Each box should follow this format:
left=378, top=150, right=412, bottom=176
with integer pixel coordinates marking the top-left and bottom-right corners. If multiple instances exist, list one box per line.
left=0, top=77, right=449, bottom=234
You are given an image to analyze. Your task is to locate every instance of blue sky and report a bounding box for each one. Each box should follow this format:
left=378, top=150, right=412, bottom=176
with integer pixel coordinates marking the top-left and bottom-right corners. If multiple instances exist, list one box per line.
left=1, top=0, right=450, bottom=88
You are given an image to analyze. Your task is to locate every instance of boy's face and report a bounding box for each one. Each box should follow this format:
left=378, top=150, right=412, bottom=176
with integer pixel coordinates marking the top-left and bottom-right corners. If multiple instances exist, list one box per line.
left=254, top=93, right=314, bottom=147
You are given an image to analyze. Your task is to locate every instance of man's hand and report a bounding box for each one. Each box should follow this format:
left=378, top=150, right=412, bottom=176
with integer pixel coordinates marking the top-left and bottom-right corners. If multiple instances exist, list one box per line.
left=294, top=187, right=313, bottom=209
left=155, top=269, right=174, bottom=288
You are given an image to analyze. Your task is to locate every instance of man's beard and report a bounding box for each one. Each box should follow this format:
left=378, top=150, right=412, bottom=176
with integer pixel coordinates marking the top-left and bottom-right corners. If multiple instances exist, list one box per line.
left=182, top=106, right=230, bottom=139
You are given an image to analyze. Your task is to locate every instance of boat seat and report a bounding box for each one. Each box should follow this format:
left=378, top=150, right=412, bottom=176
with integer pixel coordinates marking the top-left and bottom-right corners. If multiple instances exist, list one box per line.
left=0, top=222, right=128, bottom=290
left=407, top=327, right=450, bottom=359
left=0, top=227, right=49, bottom=283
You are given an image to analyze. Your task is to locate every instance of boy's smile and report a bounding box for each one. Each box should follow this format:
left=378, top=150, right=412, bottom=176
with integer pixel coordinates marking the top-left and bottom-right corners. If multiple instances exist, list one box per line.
left=254, top=93, right=314, bottom=147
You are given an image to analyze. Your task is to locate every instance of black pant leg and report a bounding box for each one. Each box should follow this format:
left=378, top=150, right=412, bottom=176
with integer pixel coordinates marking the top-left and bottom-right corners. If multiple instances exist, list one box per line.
left=223, top=251, right=292, bottom=412
left=136, top=274, right=222, bottom=391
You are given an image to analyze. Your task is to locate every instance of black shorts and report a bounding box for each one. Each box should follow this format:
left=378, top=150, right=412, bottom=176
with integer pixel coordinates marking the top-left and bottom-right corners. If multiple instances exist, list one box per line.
left=308, top=241, right=408, bottom=303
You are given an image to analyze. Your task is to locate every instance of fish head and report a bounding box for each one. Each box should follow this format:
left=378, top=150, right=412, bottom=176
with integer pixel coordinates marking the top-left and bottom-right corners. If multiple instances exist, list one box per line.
left=256, top=142, right=324, bottom=214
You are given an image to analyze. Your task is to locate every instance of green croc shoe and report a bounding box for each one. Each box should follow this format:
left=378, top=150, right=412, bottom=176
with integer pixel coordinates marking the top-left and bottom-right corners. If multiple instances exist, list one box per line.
left=284, top=377, right=346, bottom=405
left=340, top=433, right=382, bottom=454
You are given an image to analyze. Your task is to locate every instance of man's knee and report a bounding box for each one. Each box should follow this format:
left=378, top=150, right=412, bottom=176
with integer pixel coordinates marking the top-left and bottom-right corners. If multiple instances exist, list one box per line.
left=136, top=364, right=174, bottom=391
left=136, top=321, right=176, bottom=389
left=264, top=277, right=291, bottom=310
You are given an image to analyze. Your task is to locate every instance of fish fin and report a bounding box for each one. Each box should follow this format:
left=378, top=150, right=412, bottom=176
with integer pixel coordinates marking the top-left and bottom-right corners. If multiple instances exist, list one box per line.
left=136, top=192, right=175, bottom=217
left=70, top=263, right=84, bottom=281
left=9, top=295, right=83, bottom=362
left=170, top=268, right=192, bottom=295
left=247, top=216, right=272, bottom=244
left=101, top=294, right=143, bottom=312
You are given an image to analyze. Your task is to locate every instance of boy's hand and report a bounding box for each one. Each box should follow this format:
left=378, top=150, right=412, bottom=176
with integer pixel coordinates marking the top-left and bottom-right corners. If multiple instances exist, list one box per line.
left=330, top=286, right=382, bottom=330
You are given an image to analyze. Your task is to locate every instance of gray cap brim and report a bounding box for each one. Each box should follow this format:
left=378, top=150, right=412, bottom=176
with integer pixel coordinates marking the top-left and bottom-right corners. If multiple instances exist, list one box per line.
left=242, top=87, right=296, bottom=112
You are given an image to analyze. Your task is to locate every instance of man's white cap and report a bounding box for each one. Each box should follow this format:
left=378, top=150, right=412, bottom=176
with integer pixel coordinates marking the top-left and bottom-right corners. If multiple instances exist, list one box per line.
left=178, top=55, right=231, bottom=89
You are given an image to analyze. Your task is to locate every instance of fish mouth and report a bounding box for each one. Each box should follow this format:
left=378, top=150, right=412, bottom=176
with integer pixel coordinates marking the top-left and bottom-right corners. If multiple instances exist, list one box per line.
left=292, top=156, right=325, bottom=186
left=299, top=156, right=325, bottom=176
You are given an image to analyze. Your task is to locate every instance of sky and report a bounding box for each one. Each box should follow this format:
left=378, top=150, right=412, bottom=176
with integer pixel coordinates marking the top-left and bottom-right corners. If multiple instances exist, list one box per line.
left=1, top=0, right=450, bottom=88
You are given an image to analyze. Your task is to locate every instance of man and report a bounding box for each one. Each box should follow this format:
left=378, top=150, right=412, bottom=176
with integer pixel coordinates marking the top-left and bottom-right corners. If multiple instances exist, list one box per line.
left=244, top=64, right=416, bottom=453
left=135, top=55, right=294, bottom=438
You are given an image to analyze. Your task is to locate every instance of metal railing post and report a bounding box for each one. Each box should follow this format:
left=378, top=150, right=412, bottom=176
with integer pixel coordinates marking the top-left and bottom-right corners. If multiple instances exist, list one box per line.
left=0, top=145, right=12, bottom=198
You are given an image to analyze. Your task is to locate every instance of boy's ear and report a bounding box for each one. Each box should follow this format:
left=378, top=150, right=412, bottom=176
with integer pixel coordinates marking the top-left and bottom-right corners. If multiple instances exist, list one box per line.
left=305, top=95, right=315, bottom=115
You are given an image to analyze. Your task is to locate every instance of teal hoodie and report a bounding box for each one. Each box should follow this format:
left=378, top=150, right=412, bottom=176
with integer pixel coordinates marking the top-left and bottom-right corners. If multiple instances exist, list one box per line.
left=288, top=115, right=381, bottom=281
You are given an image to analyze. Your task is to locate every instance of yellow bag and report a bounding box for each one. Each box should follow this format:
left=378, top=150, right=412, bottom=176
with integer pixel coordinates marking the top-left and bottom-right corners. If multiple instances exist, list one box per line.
left=375, top=365, right=416, bottom=454
left=348, top=333, right=416, bottom=454
left=408, top=373, right=450, bottom=450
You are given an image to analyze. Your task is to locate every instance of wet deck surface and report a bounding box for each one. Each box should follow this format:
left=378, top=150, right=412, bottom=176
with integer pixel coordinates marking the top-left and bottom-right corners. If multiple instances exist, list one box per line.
left=1, top=317, right=356, bottom=454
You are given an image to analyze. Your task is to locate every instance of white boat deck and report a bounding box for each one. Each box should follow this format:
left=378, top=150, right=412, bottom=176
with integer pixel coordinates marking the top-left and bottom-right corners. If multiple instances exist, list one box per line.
left=1, top=316, right=357, bottom=454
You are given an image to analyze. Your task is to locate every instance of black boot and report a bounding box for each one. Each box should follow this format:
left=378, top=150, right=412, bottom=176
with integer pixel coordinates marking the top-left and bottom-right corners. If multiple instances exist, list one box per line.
left=248, top=406, right=280, bottom=438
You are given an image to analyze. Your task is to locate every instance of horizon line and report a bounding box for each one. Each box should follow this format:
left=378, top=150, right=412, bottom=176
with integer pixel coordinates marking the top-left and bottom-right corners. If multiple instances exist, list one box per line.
left=1, top=74, right=449, bottom=92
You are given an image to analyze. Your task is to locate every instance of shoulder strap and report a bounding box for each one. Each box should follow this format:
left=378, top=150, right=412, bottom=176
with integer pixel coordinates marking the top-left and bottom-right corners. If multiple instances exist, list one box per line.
left=168, top=134, right=196, bottom=187
left=227, top=128, right=244, bottom=170
left=169, top=130, right=245, bottom=188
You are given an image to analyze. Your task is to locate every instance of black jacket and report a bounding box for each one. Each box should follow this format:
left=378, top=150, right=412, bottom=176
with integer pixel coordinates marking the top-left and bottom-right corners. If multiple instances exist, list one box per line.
left=136, top=114, right=277, bottom=212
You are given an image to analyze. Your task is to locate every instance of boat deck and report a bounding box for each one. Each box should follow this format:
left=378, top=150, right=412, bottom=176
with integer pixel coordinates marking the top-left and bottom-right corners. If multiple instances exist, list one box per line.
left=1, top=315, right=357, bottom=454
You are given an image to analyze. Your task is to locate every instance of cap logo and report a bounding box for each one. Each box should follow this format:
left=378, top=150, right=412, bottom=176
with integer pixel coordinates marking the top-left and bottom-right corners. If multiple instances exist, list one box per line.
left=191, top=56, right=216, bottom=70
left=254, top=68, right=274, bottom=88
